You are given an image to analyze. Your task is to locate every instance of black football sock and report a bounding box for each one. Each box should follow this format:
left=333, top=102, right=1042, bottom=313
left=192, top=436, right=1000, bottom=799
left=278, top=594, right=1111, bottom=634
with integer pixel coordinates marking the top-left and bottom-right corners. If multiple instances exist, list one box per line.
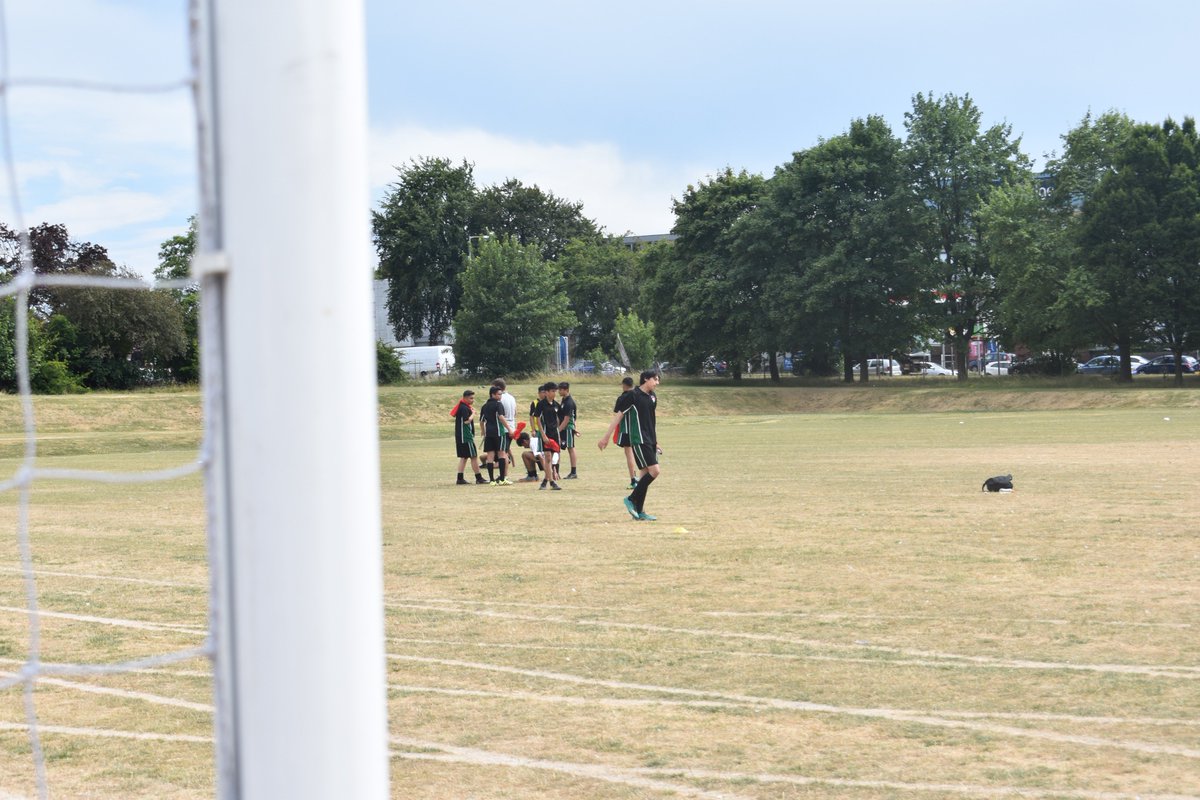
left=486, top=462, right=495, bottom=481
left=631, top=472, right=656, bottom=512
left=499, top=460, right=507, bottom=481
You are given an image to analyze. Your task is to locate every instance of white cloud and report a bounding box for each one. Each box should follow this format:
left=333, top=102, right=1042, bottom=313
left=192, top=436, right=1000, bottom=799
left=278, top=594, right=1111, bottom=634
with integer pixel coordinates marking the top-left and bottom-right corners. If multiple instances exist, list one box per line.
left=369, top=123, right=695, bottom=236
left=29, top=190, right=174, bottom=239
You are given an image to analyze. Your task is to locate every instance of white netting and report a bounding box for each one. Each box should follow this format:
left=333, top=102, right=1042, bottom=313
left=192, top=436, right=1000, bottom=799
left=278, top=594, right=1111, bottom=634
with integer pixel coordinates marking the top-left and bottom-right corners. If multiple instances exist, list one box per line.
left=0, top=1, right=218, bottom=797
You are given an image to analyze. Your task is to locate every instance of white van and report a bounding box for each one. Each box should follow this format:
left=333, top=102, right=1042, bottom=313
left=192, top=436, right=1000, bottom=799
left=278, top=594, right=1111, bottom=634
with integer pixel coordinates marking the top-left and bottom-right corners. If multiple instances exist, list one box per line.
left=851, top=358, right=903, bottom=376
left=393, top=346, right=455, bottom=378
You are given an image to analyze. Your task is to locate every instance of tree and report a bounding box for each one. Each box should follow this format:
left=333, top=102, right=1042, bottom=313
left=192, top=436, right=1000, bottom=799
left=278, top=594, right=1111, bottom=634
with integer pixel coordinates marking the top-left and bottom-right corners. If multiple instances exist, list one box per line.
left=50, top=269, right=187, bottom=389
left=647, top=168, right=765, bottom=378
left=373, top=157, right=477, bottom=343
left=980, top=180, right=1086, bottom=368
left=452, top=237, right=576, bottom=376
left=558, top=236, right=640, bottom=355
left=904, top=92, right=1029, bottom=379
left=613, top=310, right=657, bottom=370
left=154, top=217, right=200, bottom=383
left=745, top=116, right=930, bottom=383
left=469, top=178, right=599, bottom=262
left=1044, top=111, right=1142, bottom=379
left=1, top=223, right=186, bottom=390
left=1079, top=118, right=1200, bottom=385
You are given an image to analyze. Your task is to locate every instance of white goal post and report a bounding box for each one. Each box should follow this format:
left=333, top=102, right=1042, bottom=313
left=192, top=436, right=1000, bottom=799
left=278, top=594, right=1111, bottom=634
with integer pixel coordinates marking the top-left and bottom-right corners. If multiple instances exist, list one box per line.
left=194, top=1, right=390, bottom=798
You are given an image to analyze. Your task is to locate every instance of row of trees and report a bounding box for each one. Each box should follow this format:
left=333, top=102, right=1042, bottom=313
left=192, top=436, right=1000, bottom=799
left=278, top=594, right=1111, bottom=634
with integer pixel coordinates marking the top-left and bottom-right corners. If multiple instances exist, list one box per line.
left=0, top=222, right=196, bottom=392
left=374, top=94, right=1200, bottom=384
left=372, top=159, right=659, bottom=374
left=1, top=93, right=1192, bottom=392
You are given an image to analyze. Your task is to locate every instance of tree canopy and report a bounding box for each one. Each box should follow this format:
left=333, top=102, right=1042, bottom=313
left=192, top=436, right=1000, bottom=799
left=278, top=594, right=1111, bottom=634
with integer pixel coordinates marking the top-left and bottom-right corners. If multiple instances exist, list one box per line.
left=452, top=237, right=576, bottom=376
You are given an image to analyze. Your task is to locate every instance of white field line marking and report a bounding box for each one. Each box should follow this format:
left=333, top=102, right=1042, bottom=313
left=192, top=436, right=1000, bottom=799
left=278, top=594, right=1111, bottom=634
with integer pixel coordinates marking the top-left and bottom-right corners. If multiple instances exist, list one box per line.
left=389, top=736, right=753, bottom=800
left=0, top=720, right=210, bottom=744
left=388, top=683, right=1200, bottom=728
left=389, top=640, right=1200, bottom=728
left=700, top=609, right=1194, bottom=631
left=389, top=634, right=1200, bottom=694
left=0, top=605, right=207, bottom=636
left=390, top=736, right=1199, bottom=800
left=626, top=765, right=1200, bottom=800
left=0, top=671, right=212, bottom=713
left=391, top=596, right=1194, bottom=630
left=390, top=655, right=1200, bottom=760
left=0, top=565, right=204, bottom=590
left=0, top=657, right=210, bottom=679
left=390, top=684, right=747, bottom=711
left=388, top=603, right=1200, bottom=679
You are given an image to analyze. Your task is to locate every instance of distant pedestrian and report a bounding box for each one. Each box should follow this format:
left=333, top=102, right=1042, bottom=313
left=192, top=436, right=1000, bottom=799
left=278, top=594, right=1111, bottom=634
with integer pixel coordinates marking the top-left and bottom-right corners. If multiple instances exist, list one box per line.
left=453, top=390, right=488, bottom=485
left=599, top=370, right=662, bottom=520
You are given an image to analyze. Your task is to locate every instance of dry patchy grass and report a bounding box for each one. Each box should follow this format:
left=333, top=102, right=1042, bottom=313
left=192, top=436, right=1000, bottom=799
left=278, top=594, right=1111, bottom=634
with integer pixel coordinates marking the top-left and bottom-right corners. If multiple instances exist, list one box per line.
left=0, top=384, right=1197, bottom=798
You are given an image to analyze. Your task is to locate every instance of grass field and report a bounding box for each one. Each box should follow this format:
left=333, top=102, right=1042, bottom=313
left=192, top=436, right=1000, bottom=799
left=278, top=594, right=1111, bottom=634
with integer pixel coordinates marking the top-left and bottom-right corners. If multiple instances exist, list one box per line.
left=1, top=378, right=1198, bottom=799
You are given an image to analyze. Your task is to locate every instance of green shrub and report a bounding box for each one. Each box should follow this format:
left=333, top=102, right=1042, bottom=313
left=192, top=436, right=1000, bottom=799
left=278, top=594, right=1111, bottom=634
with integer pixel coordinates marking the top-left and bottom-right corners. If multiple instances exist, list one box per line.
left=32, top=360, right=87, bottom=394
left=376, top=341, right=408, bottom=385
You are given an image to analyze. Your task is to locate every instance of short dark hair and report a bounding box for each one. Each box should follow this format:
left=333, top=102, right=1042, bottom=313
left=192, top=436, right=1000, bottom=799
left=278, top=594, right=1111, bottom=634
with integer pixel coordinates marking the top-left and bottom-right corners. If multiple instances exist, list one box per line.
left=492, top=378, right=507, bottom=390
left=515, top=432, right=530, bottom=446
left=489, top=386, right=501, bottom=397
left=557, top=381, right=569, bottom=390
left=639, top=369, right=659, bottom=384
left=462, top=390, right=475, bottom=398
left=542, top=381, right=558, bottom=392
left=621, top=376, right=634, bottom=388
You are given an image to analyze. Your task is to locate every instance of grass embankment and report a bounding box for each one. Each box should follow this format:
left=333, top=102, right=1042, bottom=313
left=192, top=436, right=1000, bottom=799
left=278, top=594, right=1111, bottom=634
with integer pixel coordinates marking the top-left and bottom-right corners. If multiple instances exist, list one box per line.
left=378, top=373, right=1200, bottom=433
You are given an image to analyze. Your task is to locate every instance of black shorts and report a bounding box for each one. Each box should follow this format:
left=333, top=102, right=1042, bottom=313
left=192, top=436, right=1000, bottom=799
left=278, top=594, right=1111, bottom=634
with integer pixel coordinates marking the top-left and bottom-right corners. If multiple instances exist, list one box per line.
left=617, top=432, right=631, bottom=448
left=456, top=439, right=477, bottom=459
left=631, top=443, right=658, bottom=470
left=483, top=435, right=502, bottom=453
left=560, top=425, right=575, bottom=449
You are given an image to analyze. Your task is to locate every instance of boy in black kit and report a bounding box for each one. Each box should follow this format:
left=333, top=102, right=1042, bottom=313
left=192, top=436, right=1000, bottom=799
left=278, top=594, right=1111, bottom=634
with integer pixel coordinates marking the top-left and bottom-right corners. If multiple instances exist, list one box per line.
left=480, top=385, right=516, bottom=485
left=453, top=390, right=488, bottom=485
left=535, top=381, right=563, bottom=490
left=598, top=370, right=662, bottom=520
left=557, top=381, right=579, bottom=479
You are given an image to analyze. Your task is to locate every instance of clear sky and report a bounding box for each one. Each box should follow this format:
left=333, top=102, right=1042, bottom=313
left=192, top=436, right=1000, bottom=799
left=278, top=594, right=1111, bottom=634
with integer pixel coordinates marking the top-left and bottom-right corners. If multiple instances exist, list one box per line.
left=2, top=0, right=1197, bottom=278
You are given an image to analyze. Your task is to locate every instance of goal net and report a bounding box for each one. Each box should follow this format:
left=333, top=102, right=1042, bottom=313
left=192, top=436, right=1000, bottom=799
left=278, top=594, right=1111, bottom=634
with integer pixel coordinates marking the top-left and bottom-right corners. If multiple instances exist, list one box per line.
left=0, top=1, right=389, bottom=797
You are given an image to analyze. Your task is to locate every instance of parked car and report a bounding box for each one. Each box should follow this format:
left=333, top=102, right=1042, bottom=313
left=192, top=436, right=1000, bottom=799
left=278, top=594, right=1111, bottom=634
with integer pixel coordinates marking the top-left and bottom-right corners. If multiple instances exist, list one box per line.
left=911, top=361, right=955, bottom=377
left=983, top=356, right=1014, bottom=376
left=1008, top=354, right=1076, bottom=376
left=1078, top=355, right=1148, bottom=375
left=971, top=352, right=1015, bottom=372
left=852, top=358, right=903, bottom=376
left=1135, top=355, right=1198, bottom=375
left=1077, top=355, right=1121, bottom=375
left=569, top=359, right=596, bottom=373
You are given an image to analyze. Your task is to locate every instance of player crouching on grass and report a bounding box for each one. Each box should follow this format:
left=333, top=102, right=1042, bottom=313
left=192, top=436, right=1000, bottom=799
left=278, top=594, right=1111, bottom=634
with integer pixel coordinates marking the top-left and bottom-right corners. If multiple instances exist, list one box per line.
left=514, top=431, right=541, bottom=481
left=598, top=369, right=661, bottom=520
left=453, top=390, right=488, bottom=485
